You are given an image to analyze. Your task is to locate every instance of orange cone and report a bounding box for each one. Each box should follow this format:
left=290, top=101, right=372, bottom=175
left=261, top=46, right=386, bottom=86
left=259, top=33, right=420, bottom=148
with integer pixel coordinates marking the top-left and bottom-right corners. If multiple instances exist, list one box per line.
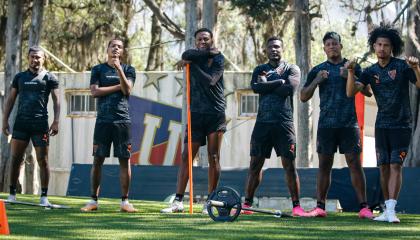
left=0, top=200, right=10, bottom=235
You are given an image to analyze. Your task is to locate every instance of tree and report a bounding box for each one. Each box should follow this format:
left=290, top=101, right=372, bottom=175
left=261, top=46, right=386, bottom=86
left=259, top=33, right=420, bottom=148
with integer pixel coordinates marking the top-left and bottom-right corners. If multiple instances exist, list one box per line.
left=145, top=0, right=163, bottom=70
left=405, top=0, right=420, bottom=166
left=294, top=0, right=312, bottom=167
left=0, top=0, right=24, bottom=192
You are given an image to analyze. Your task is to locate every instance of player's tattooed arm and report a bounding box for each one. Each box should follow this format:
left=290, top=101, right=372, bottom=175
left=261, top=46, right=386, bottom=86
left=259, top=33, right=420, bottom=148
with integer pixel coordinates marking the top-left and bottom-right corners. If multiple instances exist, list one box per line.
left=112, top=58, right=133, bottom=96
left=49, top=88, right=60, bottom=136
left=190, top=55, right=224, bottom=86
left=301, top=70, right=328, bottom=102
left=2, top=87, right=18, bottom=136
left=345, top=60, right=365, bottom=97
left=406, top=56, right=420, bottom=89
left=90, top=84, right=121, bottom=97
left=274, top=64, right=300, bottom=97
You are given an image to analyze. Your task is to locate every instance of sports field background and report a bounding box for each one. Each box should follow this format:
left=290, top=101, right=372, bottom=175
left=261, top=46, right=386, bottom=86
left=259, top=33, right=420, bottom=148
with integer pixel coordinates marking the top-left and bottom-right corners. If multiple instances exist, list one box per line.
left=1, top=194, right=419, bottom=240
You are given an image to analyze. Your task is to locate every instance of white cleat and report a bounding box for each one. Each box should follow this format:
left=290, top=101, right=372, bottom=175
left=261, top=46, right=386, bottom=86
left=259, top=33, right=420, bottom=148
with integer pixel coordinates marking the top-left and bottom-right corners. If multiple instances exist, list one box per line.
left=161, top=200, right=184, bottom=213
left=387, top=210, right=400, bottom=223
left=40, top=196, right=51, bottom=207
left=7, top=195, right=16, bottom=202
left=373, top=211, right=388, bottom=222
left=202, top=202, right=209, bottom=215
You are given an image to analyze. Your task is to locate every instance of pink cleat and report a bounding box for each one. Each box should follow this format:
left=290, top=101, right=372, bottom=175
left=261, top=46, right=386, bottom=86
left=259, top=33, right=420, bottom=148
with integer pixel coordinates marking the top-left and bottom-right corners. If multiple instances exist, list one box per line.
left=358, top=207, right=373, bottom=219
left=307, top=207, right=327, bottom=217
left=292, top=206, right=308, bottom=217
left=240, top=203, right=254, bottom=215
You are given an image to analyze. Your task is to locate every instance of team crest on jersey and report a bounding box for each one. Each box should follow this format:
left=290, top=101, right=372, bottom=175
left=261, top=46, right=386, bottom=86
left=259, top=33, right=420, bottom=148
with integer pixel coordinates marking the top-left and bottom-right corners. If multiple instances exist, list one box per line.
left=399, top=151, right=407, bottom=162
left=388, top=70, right=397, bottom=80
left=374, top=74, right=380, bottom=84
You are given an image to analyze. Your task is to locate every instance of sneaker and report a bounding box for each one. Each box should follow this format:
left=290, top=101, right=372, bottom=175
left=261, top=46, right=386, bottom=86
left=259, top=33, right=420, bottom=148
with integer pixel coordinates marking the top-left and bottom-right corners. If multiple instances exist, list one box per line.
left=292, top=206, right=308, bottom=217
left=40, top=196, right=51, bottom=207
left=81, top=200, right=98, bottom=212
left=358, top=207, right=373, bottom=219
left=373, top=211, right=388, bottom=222
left=120, top=201, right=138, bottom=213
left=160, top=200, right=184, bottom=213
left=202, top=202, right=209, bottom=214
left=307, top=207, right=327, bottom=217
left=240, top=203, right=254, bottom=215
left=386, top=210, right=400, bottom=223
left=7, top=195, right=16, bottom=202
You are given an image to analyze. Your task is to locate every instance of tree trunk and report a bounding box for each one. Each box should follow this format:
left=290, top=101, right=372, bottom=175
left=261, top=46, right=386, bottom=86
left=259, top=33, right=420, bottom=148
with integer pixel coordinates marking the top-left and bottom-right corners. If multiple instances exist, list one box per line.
left=294, top=0, right=312, bottom=167
left=405, top=0, right=420, bottom=167
left=145, top=0, right=163, bottom=71
left=0, top=0, right=24, bottom=192
left=202, top=0, right=218, bottom=43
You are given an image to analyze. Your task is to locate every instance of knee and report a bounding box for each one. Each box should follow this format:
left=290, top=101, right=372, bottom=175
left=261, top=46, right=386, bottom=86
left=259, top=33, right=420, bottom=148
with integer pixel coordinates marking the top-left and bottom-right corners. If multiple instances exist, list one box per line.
left=93, top=157, right=105, bottom=167
left=208, top=153, right=220, bottom=164
left=37, top=158, right=49, bottom=168
left=283, top=162, right=296, bottom=174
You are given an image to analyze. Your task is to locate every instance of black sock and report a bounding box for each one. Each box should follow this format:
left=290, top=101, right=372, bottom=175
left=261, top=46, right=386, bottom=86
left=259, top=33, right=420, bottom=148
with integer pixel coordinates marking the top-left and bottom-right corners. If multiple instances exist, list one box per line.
left=292, top=200, right=300, bottom=208
left=121, top=196, right=128, bottom=202
left=359, top=202, right=368, bottom=210
left=41, top=188, right=48, bottom=197
left=91, top=195, right=98, bottom=201
left=244, top=198, right=253, bottom=206
left=317, top=201, right=325, bottom=210
left=175, top=194, right=184, bottom=202
left=9, top=185, right=17, bottom=195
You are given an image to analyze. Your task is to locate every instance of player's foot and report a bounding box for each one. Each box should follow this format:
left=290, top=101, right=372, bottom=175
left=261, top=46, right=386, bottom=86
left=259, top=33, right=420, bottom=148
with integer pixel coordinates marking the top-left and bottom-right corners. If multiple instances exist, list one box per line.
left=307, top=207, right=327, bottom=217
left=292, top=206, right=308, bottom=217
left=386, top=210, right=400, bottom=223
left=160, top=200, right=184, bottom=213
left=7, top=194, right=16, bottom=202
left=40, top=196, right=51, bottom=207
left=373, top=211, right=388, bottom=222
left=202, top=202, right=209, bottom=214
left=358, top=207, right=373, bottom=219
left=81, top=199, right=98, bottom=212
left=120, top=201, right=138, bottom=213
left=241, top=203, right=254, bottom=215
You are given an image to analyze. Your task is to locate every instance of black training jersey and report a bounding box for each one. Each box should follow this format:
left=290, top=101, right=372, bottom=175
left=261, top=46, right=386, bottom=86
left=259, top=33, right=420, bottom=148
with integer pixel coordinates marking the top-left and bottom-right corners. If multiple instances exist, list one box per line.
left=90, top=63, right=136, bottom=123
left=357, top=57, right=416, bottom=128
left=12, top=70, right=59, bottom=122
left=182, top=49, right=225, bottom=114
left=305, top=59, right=361, bottom=128
left=251, top=61, right=300, bottom=123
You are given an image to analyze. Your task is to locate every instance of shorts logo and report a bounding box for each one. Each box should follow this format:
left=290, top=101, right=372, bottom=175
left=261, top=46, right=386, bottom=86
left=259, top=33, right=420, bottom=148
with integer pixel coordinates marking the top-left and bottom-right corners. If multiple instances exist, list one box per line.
left=42, top=134, right=48, bottom=142
left=289, top=144, right=295, bottom=153
left=388, top=69, right=396, bottom=80
left=399, top=151, right=407, bottom=162
left=374, top=74, right=380, bottom=84
left=127, top=144, right=132, bottom=152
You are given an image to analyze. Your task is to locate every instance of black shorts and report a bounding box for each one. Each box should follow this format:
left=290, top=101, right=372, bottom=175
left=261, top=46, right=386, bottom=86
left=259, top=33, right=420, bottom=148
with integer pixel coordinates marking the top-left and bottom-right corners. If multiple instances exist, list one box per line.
left=12, top=120, right=49, bottom=147
left=375, top=128, right=411, bottom=166
left=250, top=122, right=296, bottom=159
left=184, top=112, right=226, bottom=146
left=93, top=122, right=132, bottom=158
left=316, top=128, right=361, bottom=154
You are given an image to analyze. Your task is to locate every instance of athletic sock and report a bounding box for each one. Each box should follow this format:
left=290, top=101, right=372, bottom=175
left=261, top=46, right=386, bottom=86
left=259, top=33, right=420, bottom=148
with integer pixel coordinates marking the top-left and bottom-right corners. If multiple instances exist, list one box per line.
left=244, top=198, right=253, bottom=206
left=292, top=200, right=300, bottom=208
left=41, top=188, right=48, bottom=197
left=91, top=195, right=98, bottom=202
left=9, top=185, right=17, bottom=196
left=359, top=202, right=368, bottom=210
left=175, top=194, right=184, bottom=202
left=385, top=199, right=397, bottom=211
left=317, top=201, right=326, bottom=210
left=121, top=196, right=128, bottom=202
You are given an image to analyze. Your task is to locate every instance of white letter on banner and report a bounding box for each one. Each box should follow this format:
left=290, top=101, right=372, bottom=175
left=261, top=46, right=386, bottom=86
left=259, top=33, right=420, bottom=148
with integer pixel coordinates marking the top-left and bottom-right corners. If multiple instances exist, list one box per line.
left=139, top=114, right=162, bottom=165
left=162, top=120, right=182, bottom=165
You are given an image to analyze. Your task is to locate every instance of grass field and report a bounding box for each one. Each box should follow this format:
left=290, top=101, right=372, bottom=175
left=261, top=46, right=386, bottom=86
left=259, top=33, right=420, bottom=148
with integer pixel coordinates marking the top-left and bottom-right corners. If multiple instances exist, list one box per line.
left=1, top=193, right=420, bottom=240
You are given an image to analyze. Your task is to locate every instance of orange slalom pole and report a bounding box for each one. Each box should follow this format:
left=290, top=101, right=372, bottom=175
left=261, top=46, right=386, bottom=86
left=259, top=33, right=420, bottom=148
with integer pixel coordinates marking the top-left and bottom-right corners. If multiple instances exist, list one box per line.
left=186, top=63, right=194, bottom=214
left=355, top=92, right=365, bottom=164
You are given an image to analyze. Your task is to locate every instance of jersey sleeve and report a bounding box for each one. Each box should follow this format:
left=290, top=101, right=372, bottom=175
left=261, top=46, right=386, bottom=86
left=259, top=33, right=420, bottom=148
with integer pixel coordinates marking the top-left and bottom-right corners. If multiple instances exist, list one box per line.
left=304, top=67, right=318, bottom=87
left=47, top=72, right=59, bottom=89
left=125, top=65, right=136, bottom=84
left=356, top=68, right=370, bottom=86
left=11, top=74, right=19, bottom=91
left=90, top=66, right=100, bottom=85
left=402, top=61, right=417, bottom=84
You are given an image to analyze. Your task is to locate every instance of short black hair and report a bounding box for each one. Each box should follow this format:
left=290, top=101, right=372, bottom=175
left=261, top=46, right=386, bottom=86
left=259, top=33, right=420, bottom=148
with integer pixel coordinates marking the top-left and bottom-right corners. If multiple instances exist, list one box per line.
left=107, top=38, right=124, bottom=48
left=323, top=32, right=341, bottom=44
left=28, top=46, right=44, bottom=55
left=266, top=36, right=283, bottom=46
left=368, top=23, right=404, bottom=56
left=194, top=28, right=213, bottom=38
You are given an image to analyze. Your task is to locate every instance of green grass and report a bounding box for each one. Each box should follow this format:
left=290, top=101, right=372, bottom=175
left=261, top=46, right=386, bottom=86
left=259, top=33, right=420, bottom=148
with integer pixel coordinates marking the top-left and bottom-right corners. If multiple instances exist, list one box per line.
left=1, top=193, right=420, bottom=240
